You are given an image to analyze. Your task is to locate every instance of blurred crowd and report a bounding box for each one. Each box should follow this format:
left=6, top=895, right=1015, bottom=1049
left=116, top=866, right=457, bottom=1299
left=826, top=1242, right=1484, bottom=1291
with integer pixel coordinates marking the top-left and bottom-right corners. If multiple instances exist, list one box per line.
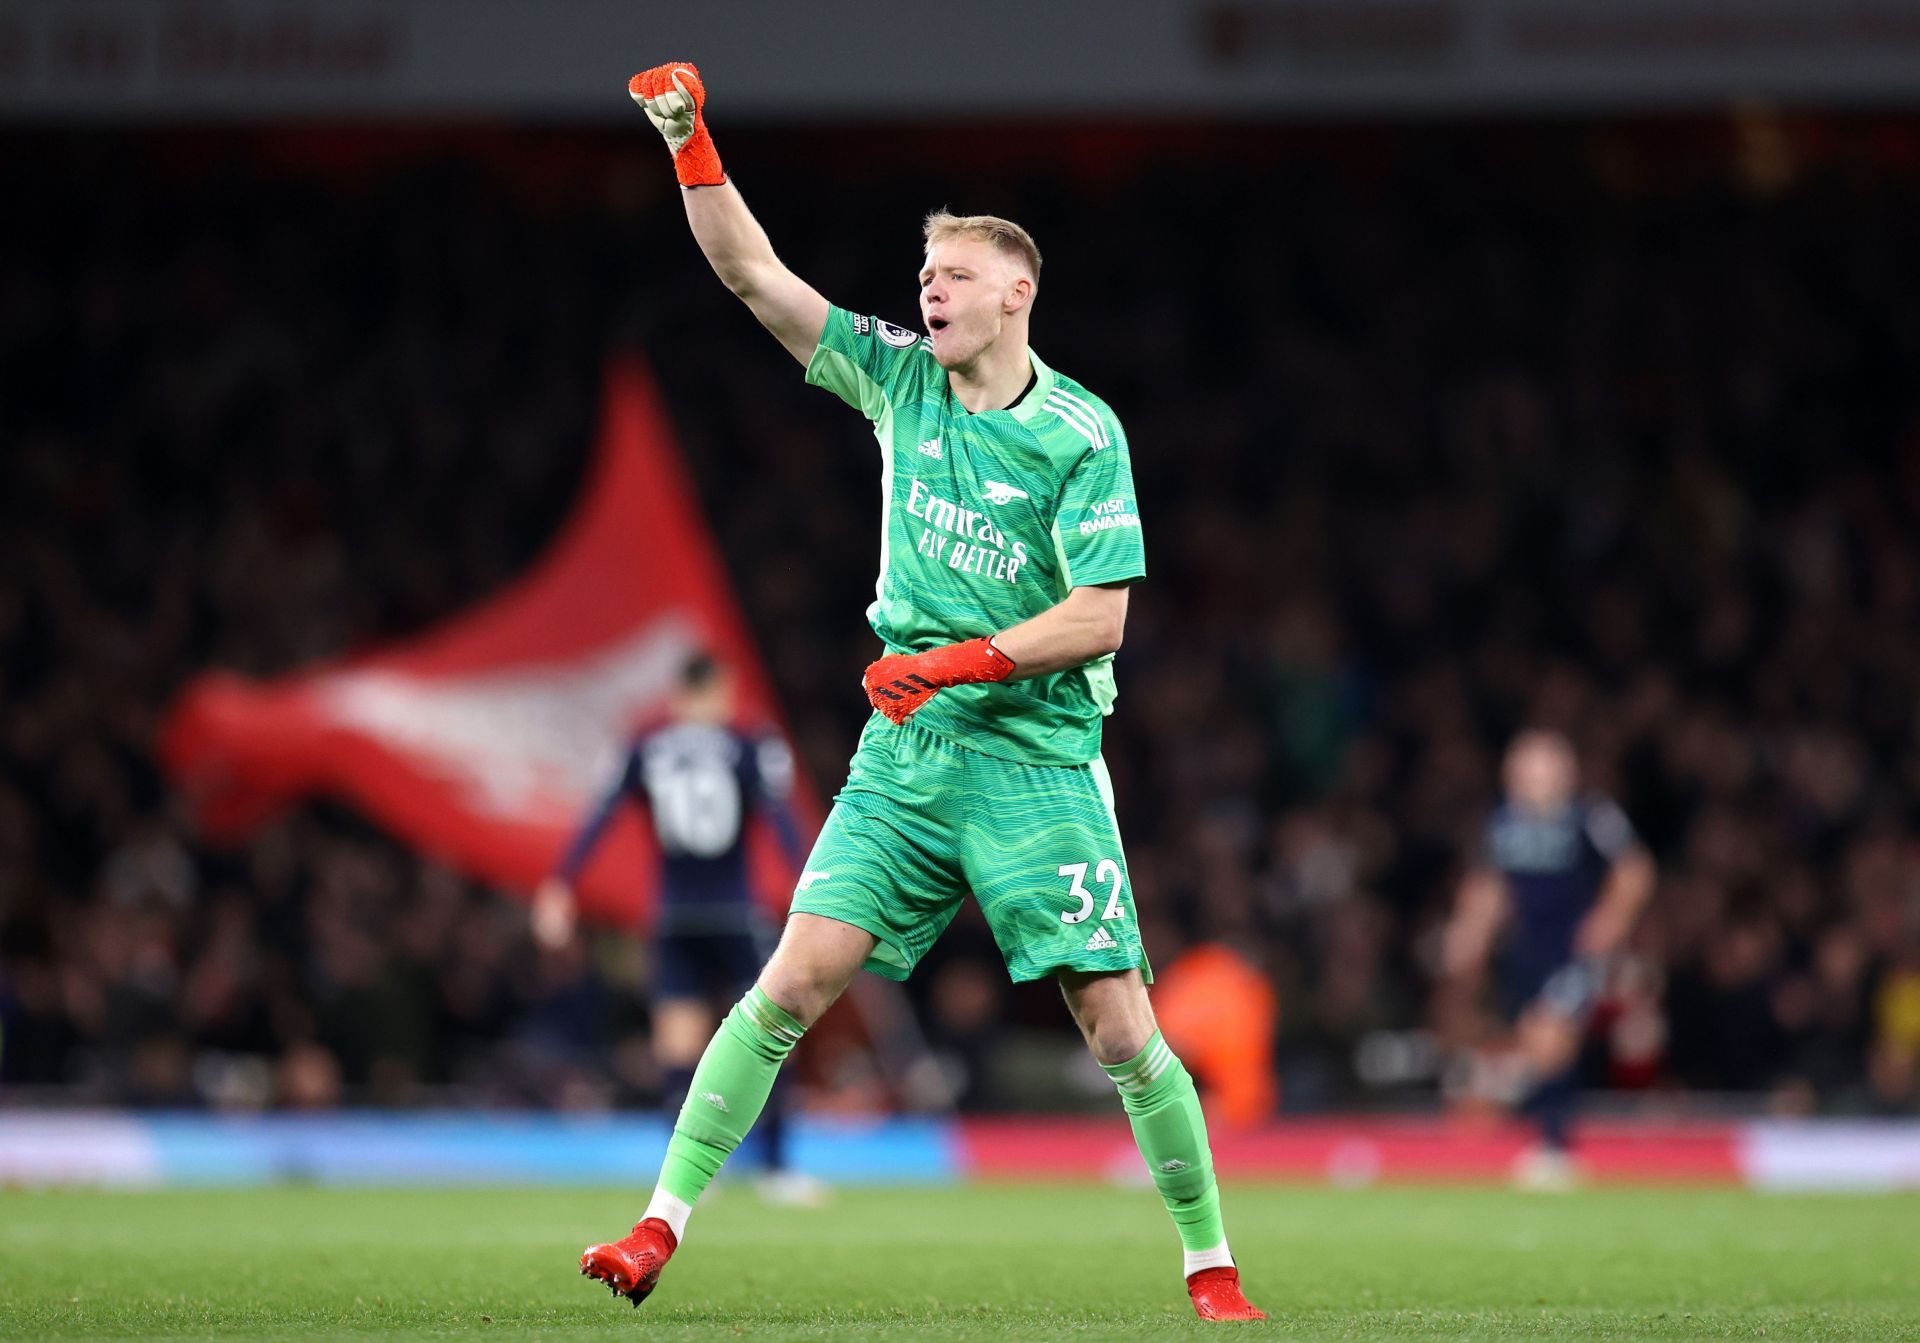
left=3, top=119, right=1918, bottom=1114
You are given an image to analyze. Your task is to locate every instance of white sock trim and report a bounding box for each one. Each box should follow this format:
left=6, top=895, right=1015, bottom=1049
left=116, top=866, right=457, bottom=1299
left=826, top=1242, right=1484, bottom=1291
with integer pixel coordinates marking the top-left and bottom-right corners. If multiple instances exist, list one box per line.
left=1183, top=1240, right=1235, bottom=1277
left=644, top=1189, right=694, bottom=1242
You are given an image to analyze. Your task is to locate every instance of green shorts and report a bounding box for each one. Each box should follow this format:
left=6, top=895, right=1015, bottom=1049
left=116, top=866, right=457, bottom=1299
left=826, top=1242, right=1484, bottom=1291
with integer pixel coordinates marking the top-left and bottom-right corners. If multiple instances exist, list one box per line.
left=792, top=715, right=1151, bottom=985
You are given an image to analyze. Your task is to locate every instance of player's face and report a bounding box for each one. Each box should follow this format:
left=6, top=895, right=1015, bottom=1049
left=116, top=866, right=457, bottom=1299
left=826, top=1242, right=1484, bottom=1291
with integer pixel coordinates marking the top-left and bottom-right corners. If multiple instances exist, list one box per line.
left=919, top=238, right=1029, bottom=370
left=1505, top=733, right=1577, bottom=812
left=675, top=671, right=734, bottom=723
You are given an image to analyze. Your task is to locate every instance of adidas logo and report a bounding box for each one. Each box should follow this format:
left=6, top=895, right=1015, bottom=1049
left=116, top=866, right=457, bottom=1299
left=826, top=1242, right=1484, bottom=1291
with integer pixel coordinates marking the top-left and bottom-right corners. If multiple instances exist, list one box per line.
left=1084, top=925, right=1118, bottom=952
left=798, top=870, right=832, bottom=891
left=1158, top=1158, right=1190, bottom=1173
left=699, top=1091, right=730, bottom=1113
left=918, top=438, right=943, bottom=460
left=982, top=480, right=1029, bottom=505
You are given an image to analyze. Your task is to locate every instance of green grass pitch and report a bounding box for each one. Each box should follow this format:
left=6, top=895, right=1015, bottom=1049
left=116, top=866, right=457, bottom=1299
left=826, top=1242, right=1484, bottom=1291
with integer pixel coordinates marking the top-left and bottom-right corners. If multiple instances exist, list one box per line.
left=2, top=1183, right=1915, bottom=1340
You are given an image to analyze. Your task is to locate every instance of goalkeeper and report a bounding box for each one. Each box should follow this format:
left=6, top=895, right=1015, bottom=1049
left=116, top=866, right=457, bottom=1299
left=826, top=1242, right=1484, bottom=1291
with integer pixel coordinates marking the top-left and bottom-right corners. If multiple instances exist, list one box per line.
left=577, top=62, right=1264, bottom=1323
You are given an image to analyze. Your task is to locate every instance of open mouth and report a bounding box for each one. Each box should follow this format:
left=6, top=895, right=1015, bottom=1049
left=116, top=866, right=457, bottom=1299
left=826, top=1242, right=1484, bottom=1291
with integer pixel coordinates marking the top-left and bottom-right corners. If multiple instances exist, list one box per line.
left=928, top=317, right=950, bottom=333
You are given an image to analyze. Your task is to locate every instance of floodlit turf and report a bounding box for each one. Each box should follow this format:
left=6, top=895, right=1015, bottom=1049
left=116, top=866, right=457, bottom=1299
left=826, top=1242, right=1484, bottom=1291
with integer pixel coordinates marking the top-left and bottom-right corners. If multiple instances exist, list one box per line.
left=1, top=1183, right=1915, bottom=1341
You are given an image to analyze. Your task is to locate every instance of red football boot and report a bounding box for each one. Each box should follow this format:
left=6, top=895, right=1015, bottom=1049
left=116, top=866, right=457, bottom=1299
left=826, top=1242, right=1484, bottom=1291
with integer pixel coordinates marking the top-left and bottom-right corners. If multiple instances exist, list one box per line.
left=1186, top=1265, right=1267, bottom=1321
left=579, top=1217, right=677, bottom=1307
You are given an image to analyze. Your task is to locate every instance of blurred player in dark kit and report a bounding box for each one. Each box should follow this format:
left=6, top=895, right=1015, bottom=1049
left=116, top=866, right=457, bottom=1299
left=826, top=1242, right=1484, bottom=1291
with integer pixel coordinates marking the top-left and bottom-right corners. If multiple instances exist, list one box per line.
left=1443, top=730, right=1656, bottom=1188
left=533, top=653, right=821, bottom=1204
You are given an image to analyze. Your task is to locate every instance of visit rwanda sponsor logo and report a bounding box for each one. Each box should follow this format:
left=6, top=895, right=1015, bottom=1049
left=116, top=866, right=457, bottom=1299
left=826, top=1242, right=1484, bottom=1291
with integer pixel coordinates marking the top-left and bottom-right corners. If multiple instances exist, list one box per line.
left=1078, top=498, right=1140, bottom=536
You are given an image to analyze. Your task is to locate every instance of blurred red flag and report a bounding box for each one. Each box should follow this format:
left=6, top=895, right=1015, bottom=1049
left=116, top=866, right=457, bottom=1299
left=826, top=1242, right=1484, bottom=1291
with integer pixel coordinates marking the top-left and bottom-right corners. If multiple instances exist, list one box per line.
left=158, top=358, right=807, bottom=930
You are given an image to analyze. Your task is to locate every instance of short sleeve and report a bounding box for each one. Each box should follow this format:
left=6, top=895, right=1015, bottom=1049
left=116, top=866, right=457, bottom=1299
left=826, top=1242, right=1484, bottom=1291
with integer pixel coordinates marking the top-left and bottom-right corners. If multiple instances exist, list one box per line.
left=1584, top=797, right=1639, bottom=862
left=804, top=305, right=927, bottom=424
left=753, top=736, right=795, bottom=804
left=1054, top=411, right=1146, bottom=588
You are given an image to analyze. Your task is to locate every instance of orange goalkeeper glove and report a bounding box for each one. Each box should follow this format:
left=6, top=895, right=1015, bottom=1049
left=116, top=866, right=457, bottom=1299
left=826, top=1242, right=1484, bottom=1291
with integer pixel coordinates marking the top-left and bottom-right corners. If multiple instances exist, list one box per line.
left=628, top=61, right=725, bottom=188
left=863, top=638, right=1017, bottom=725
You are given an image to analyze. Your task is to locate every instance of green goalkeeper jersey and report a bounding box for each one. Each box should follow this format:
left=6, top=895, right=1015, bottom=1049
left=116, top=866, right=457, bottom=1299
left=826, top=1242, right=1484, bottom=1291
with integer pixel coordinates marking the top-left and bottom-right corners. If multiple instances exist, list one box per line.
left=806, top=305, right=1146, bottom=767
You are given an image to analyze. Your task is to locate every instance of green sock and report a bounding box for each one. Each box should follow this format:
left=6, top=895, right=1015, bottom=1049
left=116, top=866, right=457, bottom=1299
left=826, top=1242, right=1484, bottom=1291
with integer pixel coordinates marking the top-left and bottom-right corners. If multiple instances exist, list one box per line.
left=655, top=987, right=805, bottom=1212
left=1102, top=1031, right=1229, bottom=1261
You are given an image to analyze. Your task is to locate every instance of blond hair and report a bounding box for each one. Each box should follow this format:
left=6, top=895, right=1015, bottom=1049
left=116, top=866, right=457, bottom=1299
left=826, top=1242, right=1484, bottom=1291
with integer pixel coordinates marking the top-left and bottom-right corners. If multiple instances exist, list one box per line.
left=923, top=211, right=1042, bottom=283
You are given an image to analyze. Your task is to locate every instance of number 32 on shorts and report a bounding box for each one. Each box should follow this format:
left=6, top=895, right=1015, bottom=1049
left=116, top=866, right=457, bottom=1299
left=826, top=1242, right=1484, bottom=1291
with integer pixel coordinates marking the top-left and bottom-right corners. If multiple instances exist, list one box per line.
left=1058, top=859, right=1126, bottom=924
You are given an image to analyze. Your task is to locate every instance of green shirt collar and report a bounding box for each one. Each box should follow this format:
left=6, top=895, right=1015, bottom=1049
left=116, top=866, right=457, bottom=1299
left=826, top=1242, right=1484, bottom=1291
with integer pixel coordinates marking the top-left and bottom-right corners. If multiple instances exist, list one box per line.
left=943, top=347, right=1055, bottom=420
left=1008, top=348, right=1055, bottom=423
